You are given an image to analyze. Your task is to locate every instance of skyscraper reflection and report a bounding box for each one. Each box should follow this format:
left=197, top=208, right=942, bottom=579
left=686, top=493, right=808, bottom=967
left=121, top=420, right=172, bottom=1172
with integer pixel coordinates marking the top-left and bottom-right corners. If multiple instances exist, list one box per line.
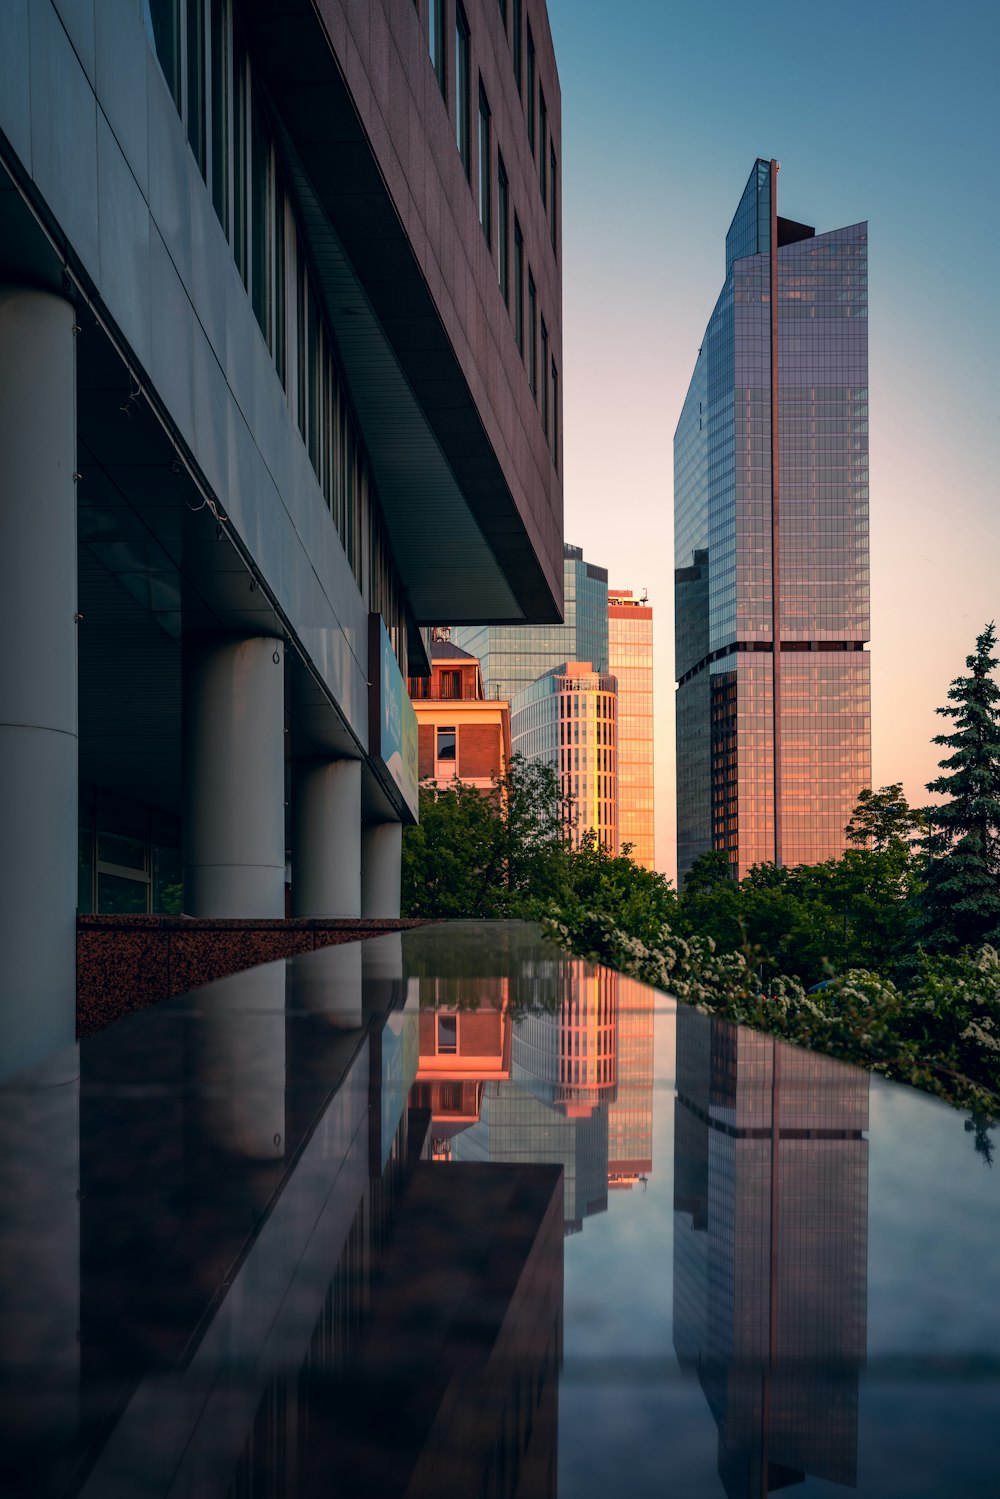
left=673, top=1006, right=869, bottom=1496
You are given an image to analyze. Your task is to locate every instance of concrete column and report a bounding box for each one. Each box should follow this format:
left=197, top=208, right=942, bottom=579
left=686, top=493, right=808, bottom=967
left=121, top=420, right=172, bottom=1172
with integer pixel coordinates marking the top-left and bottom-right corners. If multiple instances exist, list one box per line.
left=361, top=820, right=402, bottom=918
left=0, top=1045, right=80, bottom=1459
left=290, top=942, right=364, bottom=1028
left=183, top=636, right=285, bottom=916
left=0, top=289, right=77, bottom=1078
left=291, top=759, right=361, bottom=917
left=190, top=962, right=286, bottom=1161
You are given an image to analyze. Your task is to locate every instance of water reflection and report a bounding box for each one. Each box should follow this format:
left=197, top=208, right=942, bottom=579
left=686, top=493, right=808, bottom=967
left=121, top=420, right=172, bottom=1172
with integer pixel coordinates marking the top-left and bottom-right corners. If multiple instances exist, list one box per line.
left=1, top=923, right=996, bottom=1498
left=0, top=934, right=564, bottom=1499
left=673, top=1005, right=869, bottom=1497
left=412, top=938, right=655, bottom=1234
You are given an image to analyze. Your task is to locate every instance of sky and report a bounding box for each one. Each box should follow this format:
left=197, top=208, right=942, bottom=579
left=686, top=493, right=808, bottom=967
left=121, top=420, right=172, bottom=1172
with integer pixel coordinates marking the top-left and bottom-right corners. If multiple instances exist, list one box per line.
left=546, top=0, right=1000, bottom=882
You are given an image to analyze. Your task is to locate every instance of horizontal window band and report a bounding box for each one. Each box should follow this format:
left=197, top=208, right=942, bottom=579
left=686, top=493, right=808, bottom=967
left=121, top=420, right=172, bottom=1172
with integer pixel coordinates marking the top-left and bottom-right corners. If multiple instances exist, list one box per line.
left=677, top=639, right=867, bottom=687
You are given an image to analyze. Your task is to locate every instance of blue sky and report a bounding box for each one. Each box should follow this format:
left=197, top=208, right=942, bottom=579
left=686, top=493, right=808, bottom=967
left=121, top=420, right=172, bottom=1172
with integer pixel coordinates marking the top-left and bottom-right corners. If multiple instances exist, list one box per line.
left=546, top=0, right=1000, bottom=878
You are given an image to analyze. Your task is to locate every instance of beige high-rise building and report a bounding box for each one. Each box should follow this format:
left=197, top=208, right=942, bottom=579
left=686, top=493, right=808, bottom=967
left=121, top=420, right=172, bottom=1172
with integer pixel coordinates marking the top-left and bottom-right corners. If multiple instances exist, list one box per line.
left=608, top=591, right=655, bottom=869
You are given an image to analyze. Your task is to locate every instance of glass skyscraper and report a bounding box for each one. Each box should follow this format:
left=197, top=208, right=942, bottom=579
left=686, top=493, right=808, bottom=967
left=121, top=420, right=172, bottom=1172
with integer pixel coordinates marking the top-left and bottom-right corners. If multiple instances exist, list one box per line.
left=674, top=160, right=871, bottom=882
left=455, top=543, right=610, bottom=703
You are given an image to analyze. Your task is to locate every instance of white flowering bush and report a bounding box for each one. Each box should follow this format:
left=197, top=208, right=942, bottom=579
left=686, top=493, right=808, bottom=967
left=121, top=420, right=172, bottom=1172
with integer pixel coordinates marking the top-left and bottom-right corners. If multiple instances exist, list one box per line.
left=542, top=913, right=1000, bottom=1116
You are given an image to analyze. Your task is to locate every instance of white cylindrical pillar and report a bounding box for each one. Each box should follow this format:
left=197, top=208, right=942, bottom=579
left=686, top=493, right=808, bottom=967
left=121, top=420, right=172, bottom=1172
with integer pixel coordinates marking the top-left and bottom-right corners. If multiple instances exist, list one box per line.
left=189, top=962, right=286, bottom=1161
left=291, top=759, right=361, bottom=917
left=290, top=941, right=364, bottom=1029
left=360, top=821, right=403, bottom=918
left=0, top=288, right=77, bottom=1077
left=183, top=636, right=285, bottom=916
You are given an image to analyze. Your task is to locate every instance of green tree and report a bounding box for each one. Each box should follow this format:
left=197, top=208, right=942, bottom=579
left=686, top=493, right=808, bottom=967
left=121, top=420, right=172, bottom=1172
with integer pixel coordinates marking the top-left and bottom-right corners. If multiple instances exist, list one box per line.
left=556, top=830, right=678, bottom=947
left=919, top=623, right=1000, bottom=951
left=402, top=754, right=573, bottom=918
left=845, top=783, right=925, bottom=853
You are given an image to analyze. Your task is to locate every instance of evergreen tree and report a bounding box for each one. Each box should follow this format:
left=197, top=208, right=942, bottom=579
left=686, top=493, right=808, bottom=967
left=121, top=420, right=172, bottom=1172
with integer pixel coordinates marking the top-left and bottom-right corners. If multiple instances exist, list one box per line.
left=919, top=623, right=1000, bottom=951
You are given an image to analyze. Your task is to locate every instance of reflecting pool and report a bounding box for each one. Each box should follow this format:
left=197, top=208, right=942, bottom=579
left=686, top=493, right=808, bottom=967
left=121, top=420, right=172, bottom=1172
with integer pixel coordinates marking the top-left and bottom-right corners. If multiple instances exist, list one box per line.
left=0, top=922, right=997, bottom=1497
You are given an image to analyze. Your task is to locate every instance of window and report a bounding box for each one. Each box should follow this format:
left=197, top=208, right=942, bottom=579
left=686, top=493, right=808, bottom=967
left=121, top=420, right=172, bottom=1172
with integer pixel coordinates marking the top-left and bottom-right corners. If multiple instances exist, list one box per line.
left=274, top=175, right=286, bottom=386
left=551, top=359, right=558, bottom=466
left=550, top=145, right=557, bottom=251
left=497, top=155, right=509, bottom=303
left=233, top=33, right=248, bottom=285
left=478, top=83, right=491, bottom=244
left=513, top=218, right=524, bottom=352
left=526, top=24, right=535, bottom=153
left=441, top=669, right=462, bottom=700
left=436, top=726, right=457, bottom=774
left=209, top=0, right=229, bottom=231
left=250, top=90, right=272, bottom=345
left=186, top=0, right=206, bottom=172
left=437, top=1015, right=458, bottom=1053
left=146, top=0, right=180, bottom=106
left=541, top=318, right=549, bottom=434
left=429, top=0, right=446, bottom=99
left=539, top=89, right=547, bottom=203
left=528, top=273, right=537, bottom=398
left=455, top=6, right=470, bottom=177
left=512, top=0, right=522, bottom=93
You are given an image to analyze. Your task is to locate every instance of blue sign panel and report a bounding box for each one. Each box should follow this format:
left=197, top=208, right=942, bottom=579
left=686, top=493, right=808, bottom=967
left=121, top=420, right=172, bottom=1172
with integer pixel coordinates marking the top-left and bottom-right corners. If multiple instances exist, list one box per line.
left=369, top=615, right=419, bottom=820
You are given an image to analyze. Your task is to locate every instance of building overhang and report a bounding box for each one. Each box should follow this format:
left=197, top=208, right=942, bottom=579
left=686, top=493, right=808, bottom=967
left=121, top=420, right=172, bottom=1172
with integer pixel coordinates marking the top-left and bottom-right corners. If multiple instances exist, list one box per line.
left=240, top=1, right=561, bottom=626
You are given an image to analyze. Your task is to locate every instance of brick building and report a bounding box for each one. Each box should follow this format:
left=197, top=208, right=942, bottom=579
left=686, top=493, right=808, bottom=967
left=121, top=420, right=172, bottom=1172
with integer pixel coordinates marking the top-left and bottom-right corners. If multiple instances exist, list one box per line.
left=410, top=639, right=512, bottom=791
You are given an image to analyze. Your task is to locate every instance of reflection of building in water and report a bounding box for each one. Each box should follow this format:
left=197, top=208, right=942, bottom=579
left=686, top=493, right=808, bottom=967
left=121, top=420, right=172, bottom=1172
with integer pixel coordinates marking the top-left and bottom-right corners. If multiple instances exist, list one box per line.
left=454, top=1082, right=609, bottom=1235
left=448, top=957, right=617, bottom=1232
left=515, top=961, right=618, bottom=1116
left=411, top=978, right=512, bottom=1157
left=673, top=1007, right=869, bottom=1497
left=0, top=940, right=564, bottom=1499
left=608, top=975, right=654, bottom=1188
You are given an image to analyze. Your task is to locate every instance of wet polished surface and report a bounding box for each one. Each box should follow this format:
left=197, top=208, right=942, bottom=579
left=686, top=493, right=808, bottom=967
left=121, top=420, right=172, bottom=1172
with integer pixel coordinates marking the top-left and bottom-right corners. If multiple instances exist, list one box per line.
left=0, top=922, right=997, bottom=1497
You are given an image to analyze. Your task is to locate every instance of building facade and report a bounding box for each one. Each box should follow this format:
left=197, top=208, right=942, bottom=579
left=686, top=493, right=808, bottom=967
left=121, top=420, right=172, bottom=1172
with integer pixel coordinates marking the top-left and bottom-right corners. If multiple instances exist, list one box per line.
left=409, top=637, right=512, bottom=791
left=454, top=542, right=609, bottom=703
left=0, top=0, right=564, bottom=1075
left=511, top=662, right=619, bottom=851
left=608, top=589, right=655, bottom=869
left=674, top=160, right=871, bottom=883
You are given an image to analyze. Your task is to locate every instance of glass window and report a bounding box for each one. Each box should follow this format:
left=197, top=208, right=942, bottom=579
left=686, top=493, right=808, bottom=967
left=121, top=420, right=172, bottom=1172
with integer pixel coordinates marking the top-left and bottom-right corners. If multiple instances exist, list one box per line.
left=478, top=82, right=491, bottom=244
left=437, top=727, right=457, bottom=761
left=512, top=0, right=522, bottom=93
left=250, top=91, right=272, bottom=346
left=146, top=0, right=180, bottom=106
left=78, top=827, right=94, bottom=915
left=437, top=1015, right=458, bottom=1053
left=233, top=33, right=248, bottom=285
left=552, top=358, right=559, bottom=467
left=539, top=90, right=547, bottom=203
left=98, top=831, right=146, bottom=872
left=186, top=0, right=206, bottom=172
left=550, top=145, right=557, bottom=251
left=528, top=273, right=537, bottom=398
left=98, top=873, right=149, bottom=915
left=526, top=24, right=535, bottom=154
left=209, top=0, right=229, bottom=231
left=541, top=318, right=549, bottom=434
left=429, top=0, right=446, bottom=98
left=497, top=155, right=509, bottom=303
left=514, top=218, right=524, bottom=352
left=455, top=6, right=470, bottom=178
left=274, top=174, right=286, bottom=387
left=153, top=846, right=184, bottom=914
